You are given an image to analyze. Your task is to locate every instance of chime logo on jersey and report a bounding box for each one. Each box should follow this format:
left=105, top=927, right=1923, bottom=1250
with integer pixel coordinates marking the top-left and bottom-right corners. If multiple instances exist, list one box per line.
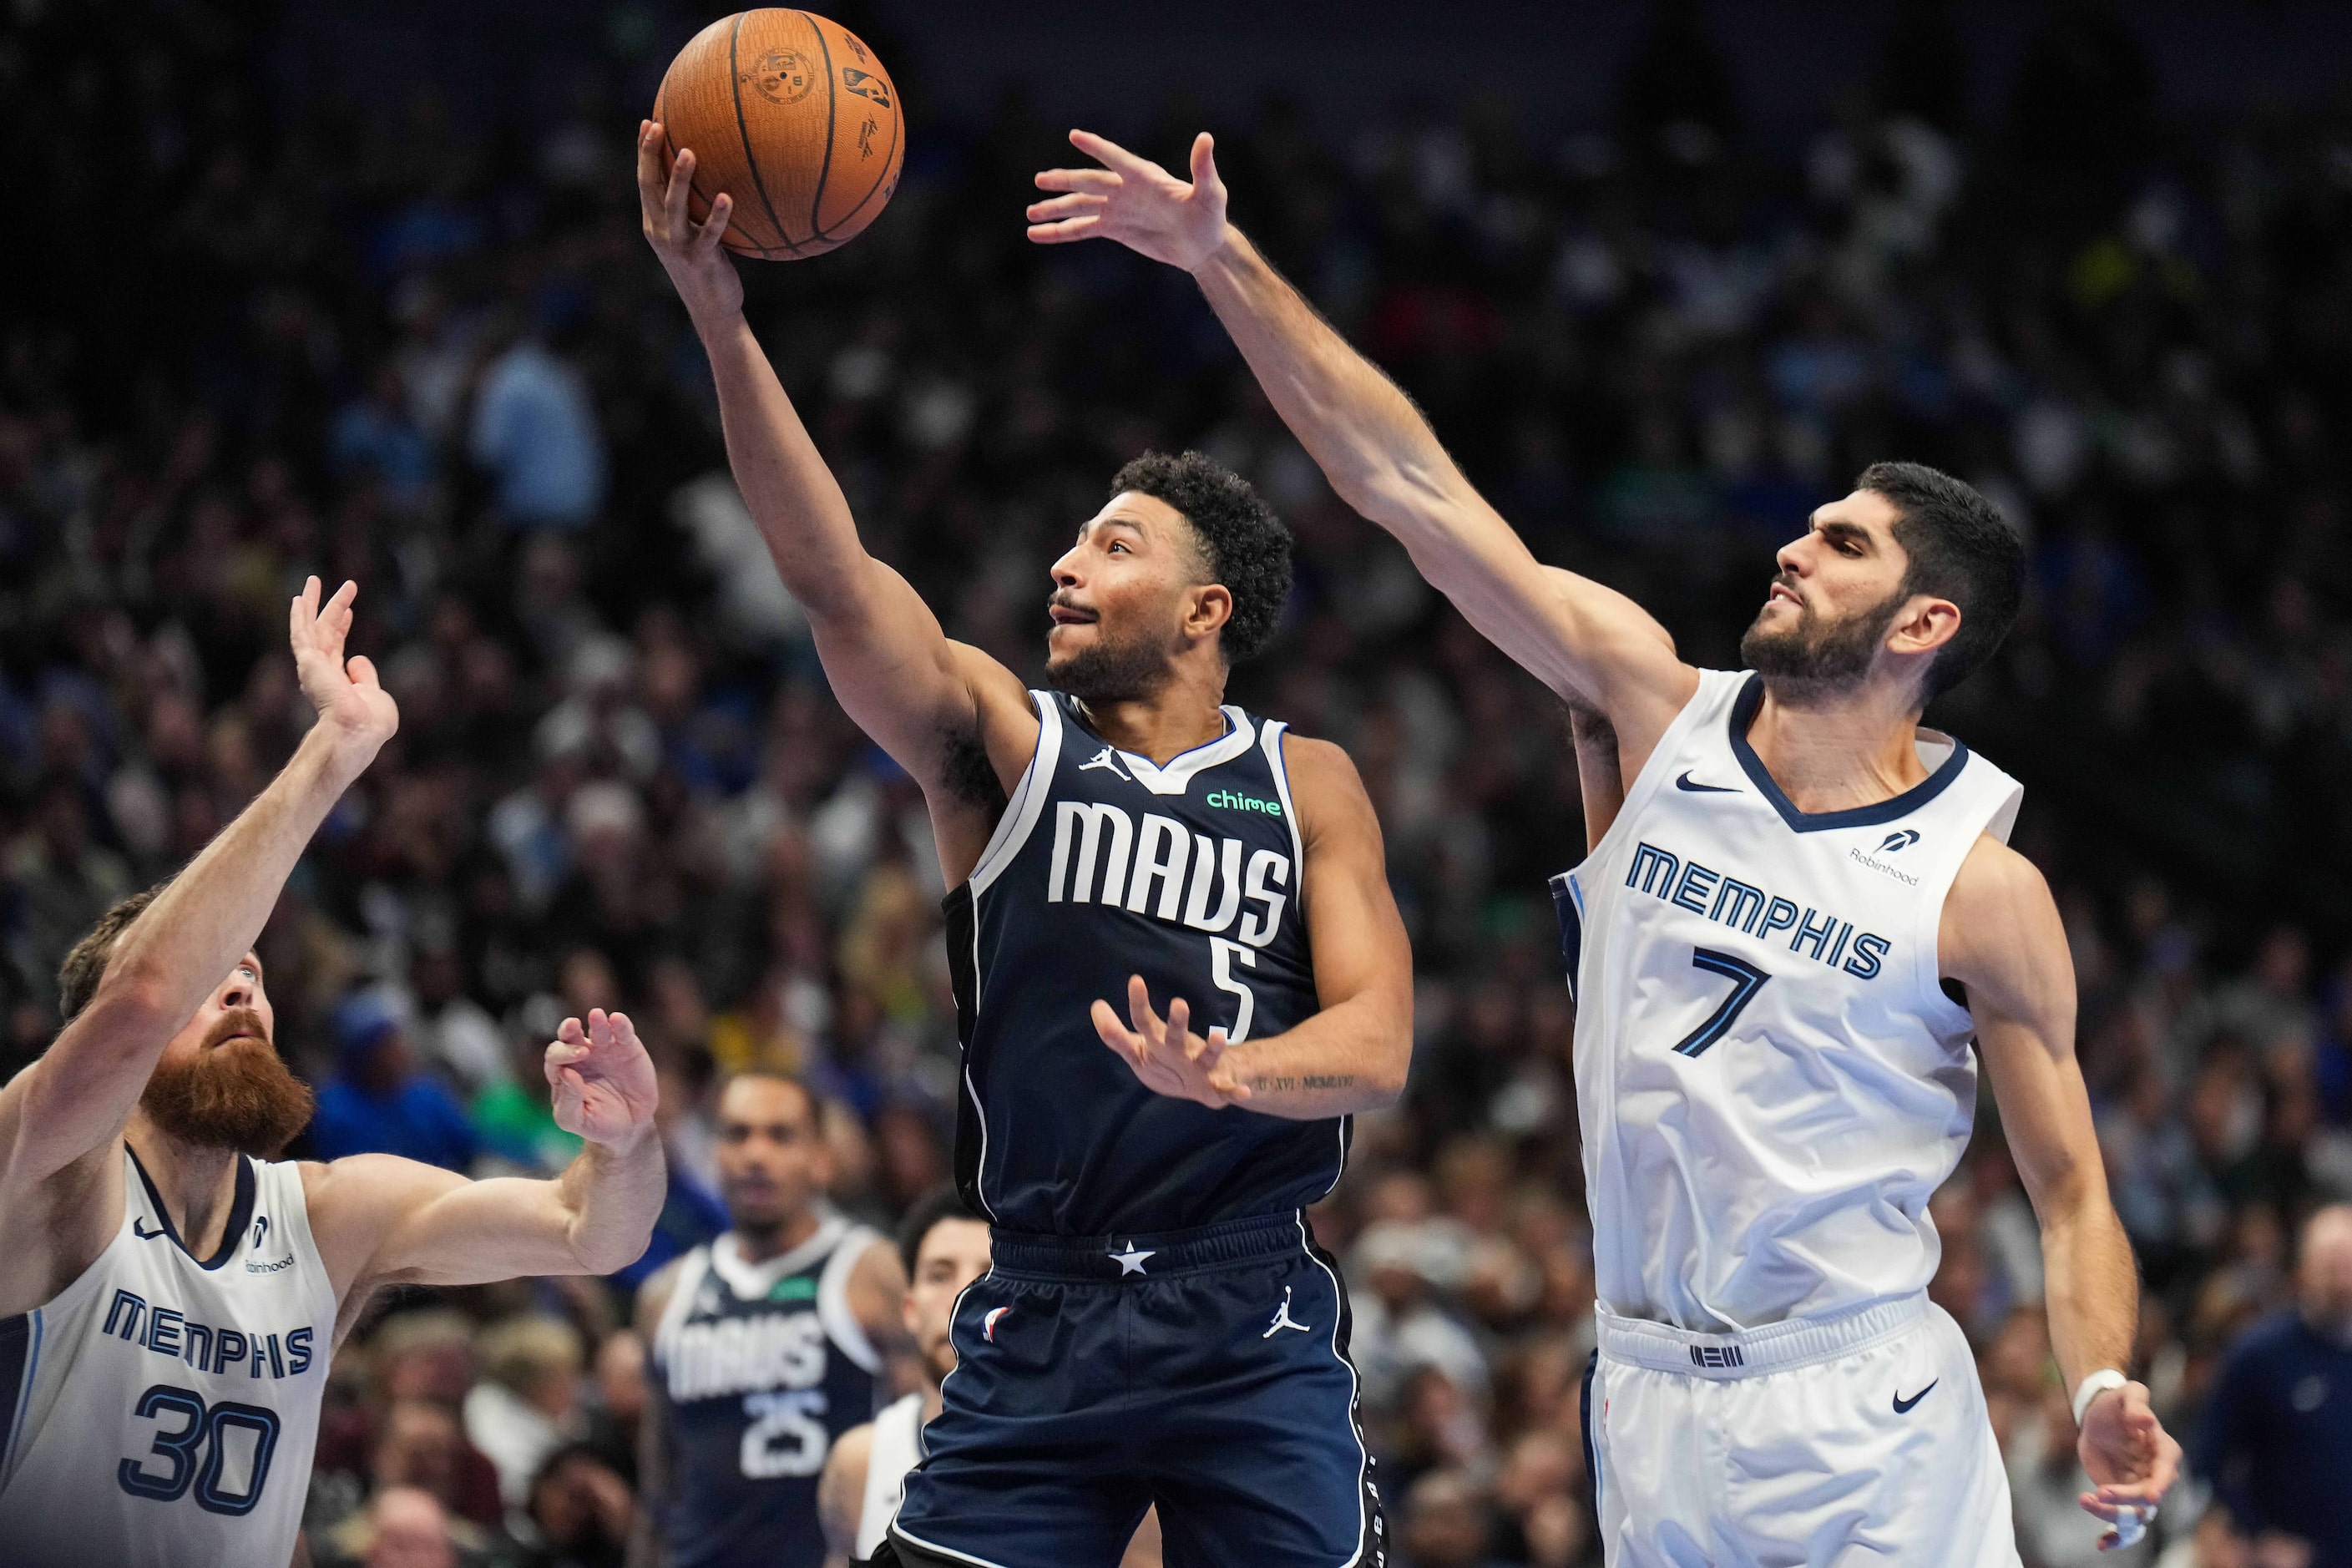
left=1044, top=801, right=1290, bottom=944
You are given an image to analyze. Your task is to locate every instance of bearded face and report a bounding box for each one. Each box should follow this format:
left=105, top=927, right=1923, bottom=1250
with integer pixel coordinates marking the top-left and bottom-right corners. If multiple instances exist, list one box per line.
left=1044, top=604, right=1175, bottom=705
left=1739, top=575, right=1907, bottom=694
left=140, top=1007, right=314, bottom=1156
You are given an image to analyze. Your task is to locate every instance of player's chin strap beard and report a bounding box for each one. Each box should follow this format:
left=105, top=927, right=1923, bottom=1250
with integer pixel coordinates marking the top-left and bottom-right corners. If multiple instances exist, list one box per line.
left=1045, top=627, right=1176, bottom=708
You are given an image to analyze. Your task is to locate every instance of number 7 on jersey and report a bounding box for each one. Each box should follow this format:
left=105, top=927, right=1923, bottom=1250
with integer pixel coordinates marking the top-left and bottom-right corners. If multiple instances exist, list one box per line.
left=1673, top=948, right=1770, bottom=1058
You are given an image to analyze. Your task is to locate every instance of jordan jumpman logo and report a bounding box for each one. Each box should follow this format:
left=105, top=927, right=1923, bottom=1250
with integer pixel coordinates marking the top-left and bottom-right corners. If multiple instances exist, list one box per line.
left=1262, top=1286, right=1313, bottom=1338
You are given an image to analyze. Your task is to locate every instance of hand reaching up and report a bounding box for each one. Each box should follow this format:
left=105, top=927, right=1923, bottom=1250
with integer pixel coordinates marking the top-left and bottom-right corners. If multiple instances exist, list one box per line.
left=638, top=119, right=743, bottom=329
left=1029, top=129, right=1231, bottom=272
left=289, top=576, right=398, bottom=779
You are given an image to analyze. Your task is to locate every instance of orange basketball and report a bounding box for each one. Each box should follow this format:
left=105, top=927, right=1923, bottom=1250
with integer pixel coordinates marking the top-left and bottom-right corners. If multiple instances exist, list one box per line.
left=652, top=10, right=904, bottom=260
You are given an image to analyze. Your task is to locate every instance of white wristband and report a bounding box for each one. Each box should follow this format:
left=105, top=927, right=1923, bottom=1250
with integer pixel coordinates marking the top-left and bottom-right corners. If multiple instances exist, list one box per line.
left=2071, top=1368, right=2129, bottom=1426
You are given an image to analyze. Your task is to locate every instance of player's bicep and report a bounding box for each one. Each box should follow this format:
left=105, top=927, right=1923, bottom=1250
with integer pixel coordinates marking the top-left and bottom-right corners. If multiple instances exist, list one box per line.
left=1947, top=842, right=2099, bottom=1213
left=330, top=1157, right=588, bottom=1289
left=0, top=989, right=177, bottom=1181
left=1290, top=741, right=1412, bottom=1074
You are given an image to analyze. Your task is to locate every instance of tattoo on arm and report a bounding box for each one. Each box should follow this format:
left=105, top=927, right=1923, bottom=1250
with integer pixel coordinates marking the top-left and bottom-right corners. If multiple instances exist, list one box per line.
left=1247, top=1074, right=1356, bottom=1093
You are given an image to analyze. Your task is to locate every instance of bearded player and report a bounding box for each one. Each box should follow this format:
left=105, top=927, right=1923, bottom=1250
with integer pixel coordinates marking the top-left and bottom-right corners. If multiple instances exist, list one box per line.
left=0, top=579, right=665, bottom=1568
left=640, top=119, right=1411, bottom=1568
left=1035, top=131, right=2183, bottom=1560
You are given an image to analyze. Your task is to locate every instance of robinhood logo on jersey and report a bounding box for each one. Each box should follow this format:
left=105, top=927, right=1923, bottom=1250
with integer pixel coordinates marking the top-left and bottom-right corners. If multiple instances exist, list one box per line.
left=1205, top=790, right=1281, bottom=817
left=1849, top=828, right=1923, bottom=888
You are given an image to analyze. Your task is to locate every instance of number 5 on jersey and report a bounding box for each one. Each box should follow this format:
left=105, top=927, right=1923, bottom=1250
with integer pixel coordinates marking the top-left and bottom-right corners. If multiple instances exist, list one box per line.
left=1673, top=948, right=1769, bottom=1058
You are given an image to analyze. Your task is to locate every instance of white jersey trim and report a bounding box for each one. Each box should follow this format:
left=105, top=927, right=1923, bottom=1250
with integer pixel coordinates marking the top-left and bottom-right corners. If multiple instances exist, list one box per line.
left=969, top=694, right=1062, bottom=898
left=1113, top=704, right=1256, bottom=796
left=855, top=1391, right=925, bottom=1558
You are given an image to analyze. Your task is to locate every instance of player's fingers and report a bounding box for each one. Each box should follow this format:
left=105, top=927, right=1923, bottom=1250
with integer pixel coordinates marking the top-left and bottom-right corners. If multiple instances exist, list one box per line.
left=1026, top=215, right=1102, bottom=245
left=1034, top=167, right=1122, bottom=194
left=1125, top=974, right=1165, bottom=1040
left=1164, top=996, right=1190, bottom=1056
left=1025, top=193, right=1106, bottom=222
left=1070, top=128, right=1156, bottom=177
left=343, top=654, right=381, bottom=689
left=1092, top=999, right=1144, bottom=1063
left=694, top=191, right=733, bottom=250
left=1191, top=131, right=1218, bottom=189
left=637, top=121, right=666, bottom=210
left=665, top=148, right=696, bottom=240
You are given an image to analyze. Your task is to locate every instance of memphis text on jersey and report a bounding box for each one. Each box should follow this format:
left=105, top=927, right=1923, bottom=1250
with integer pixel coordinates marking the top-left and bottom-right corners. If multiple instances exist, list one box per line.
left=1625, top=839, right=1893, bottom=980
left=98, top=1287, right=316, bottom=1381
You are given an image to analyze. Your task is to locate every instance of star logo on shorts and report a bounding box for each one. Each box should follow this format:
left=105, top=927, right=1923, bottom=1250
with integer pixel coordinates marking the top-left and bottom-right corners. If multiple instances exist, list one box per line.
left=1109, top=1242, right=1156, bottom=1275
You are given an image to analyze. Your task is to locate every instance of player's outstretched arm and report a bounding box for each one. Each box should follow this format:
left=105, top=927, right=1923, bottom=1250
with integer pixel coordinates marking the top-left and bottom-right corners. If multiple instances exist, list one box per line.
left=0, top=579, right=396, bottom=1188
left=305, top=1009, right=664, bottom=1329
left=1092, top=737, right=1411, bottom=1119
left=1031, top=130, right=1696, bottom=766
left=1946, top=837, right=2181, bottom=1550
left=638, top=122, right=1035, bottom=845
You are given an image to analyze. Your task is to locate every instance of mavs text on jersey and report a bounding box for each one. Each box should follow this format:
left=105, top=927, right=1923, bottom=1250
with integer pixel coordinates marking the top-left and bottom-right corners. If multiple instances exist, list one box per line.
left=0, top=1149, right=335, bottom=1568
left=651, top=1215, right=884, bottom=1568
left=892, top=692, right=1386, bottom=1568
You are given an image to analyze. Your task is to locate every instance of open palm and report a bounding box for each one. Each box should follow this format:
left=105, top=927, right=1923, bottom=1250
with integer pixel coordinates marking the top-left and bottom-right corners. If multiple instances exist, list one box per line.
left=1028, top=129, right=1231, bottom=272
left=289, top=575, right=398, bottom=772
left=545, top=1009, right=660, bottom=1146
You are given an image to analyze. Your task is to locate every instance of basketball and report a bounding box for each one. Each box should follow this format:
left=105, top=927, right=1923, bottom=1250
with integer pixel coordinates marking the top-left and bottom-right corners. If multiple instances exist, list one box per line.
left=652, top=9, right=904, bottom=260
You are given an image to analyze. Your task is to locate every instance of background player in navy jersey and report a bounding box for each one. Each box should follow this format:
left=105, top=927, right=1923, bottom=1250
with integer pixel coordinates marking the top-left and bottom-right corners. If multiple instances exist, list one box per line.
left=640, top=121, right=1411, bottom=1568
left=0, top=579, right=666, bottom=1568
left=633, top=1072, right=908, bottom=1568
left=1036, top=132, right=2186, bottom=1560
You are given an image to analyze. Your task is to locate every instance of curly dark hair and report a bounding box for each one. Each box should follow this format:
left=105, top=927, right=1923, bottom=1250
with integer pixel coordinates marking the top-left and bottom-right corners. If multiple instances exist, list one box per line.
left=1108, top=450, right=1292, bottom=661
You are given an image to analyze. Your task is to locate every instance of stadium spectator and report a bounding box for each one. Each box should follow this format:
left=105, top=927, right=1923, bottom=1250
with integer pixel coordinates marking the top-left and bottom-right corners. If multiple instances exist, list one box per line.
left=2193, top=1205, right=2352, bottom=1565
left=308, top=989, right=482, bottom=1169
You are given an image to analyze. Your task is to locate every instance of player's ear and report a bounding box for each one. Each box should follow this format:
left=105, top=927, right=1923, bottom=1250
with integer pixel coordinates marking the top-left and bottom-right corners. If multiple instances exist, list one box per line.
left=902, top=1288, right=923, bottom=1341
left=1887, top=594, right=1960, bottom=659
left=1186, top=582, right=1233, bottom=642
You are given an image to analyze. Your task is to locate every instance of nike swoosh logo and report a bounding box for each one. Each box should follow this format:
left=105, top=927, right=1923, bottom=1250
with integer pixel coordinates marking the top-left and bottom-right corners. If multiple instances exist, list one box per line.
left=1893, top=1379, right=1938, bottom=1414
left=132, top=1219, right=168, bottom=1240
left=1677, top=771, right=1738, bottom=793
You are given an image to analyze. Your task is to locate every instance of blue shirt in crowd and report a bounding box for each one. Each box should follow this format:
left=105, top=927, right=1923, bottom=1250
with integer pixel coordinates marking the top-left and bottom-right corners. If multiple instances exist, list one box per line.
left=307, top=1074, right=481, bottom=1171
left=2194, top=1310, right=2352, bottom=1564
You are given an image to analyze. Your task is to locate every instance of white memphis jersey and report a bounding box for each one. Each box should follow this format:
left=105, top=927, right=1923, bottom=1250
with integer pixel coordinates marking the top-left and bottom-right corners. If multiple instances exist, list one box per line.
left=854, top=1390, right=925, bottom=1560
left=0, top=1148, right=335, bottom=1568
left=1559, top=669, right=2022, bottom=1333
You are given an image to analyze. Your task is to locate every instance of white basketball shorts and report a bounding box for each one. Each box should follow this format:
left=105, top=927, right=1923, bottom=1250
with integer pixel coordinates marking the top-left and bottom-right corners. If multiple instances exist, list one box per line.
left=1585, top=1293, right=2021, bottom=1567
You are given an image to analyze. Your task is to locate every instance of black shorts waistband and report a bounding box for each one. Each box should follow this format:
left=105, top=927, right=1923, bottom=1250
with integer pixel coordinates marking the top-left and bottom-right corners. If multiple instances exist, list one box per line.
left=988, top=1211, right=1309, bottom=1281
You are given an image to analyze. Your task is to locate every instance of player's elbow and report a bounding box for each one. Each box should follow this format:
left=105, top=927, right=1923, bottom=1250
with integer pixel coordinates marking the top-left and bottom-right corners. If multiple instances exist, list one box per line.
left=568, top=1219, right=657, bottom=1277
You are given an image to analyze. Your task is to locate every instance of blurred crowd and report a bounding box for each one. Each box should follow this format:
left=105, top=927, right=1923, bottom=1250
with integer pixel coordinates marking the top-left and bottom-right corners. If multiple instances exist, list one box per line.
left=7, top=1, right=2352, bottom=1564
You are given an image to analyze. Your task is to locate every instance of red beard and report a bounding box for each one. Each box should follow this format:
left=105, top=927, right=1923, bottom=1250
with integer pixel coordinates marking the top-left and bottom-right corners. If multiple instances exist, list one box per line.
left=140, top=1009, right=315, bottom=1156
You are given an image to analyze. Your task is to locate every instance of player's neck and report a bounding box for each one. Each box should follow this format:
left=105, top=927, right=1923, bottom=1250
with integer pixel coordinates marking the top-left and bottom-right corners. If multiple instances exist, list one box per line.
left=923, top=1378, right=944, bottom=1424
left=1075, top=661, right=1231, bottom=764
left=124, top=1115, right=245, bottom=1261
left=732, top=1206, right=822, bottom=1265
left=1746, top=678, right=1930, bottom=816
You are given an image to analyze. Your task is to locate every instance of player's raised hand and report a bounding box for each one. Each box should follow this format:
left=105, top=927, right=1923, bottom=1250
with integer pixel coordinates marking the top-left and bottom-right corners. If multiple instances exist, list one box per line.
left=1093, top=974, right=1250, bottom=1110
left=637, top=119, right=743, bottom=326
left=545, top=1008, right=661, bottom=1147
left=2075, top=1379, right=2180, bottom=1551
left=1029, top=130, right=1231, bottom=272
left=289, top=575, right=398, bottom=777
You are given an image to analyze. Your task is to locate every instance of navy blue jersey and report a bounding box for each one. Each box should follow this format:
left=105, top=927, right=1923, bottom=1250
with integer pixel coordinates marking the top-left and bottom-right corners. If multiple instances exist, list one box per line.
left=650, top=1218, right=883, bottom=1568
left=946, top=691, right=1343, bottom=1236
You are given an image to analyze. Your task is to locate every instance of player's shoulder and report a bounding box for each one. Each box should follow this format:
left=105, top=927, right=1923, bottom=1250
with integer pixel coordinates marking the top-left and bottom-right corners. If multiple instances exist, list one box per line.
left=1271, top=731, right=1366, bottom=796
left=816, top=1417, right=876, bottom=1549
left=634, top=1244, right=704, bottom=1332
left=1940, top=832, right=2065, bottom=994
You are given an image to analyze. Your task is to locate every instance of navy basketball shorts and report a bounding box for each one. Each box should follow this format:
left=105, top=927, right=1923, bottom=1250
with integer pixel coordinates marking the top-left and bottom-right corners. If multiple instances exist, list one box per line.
left=888, top=1211, right=1387, bottom=1568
